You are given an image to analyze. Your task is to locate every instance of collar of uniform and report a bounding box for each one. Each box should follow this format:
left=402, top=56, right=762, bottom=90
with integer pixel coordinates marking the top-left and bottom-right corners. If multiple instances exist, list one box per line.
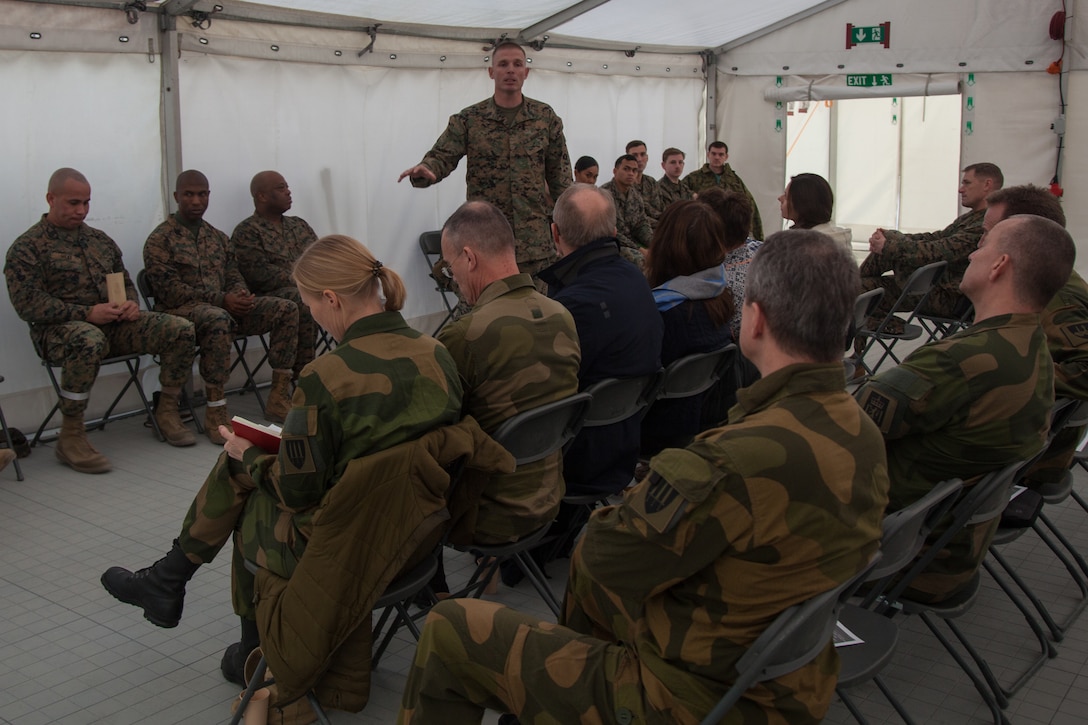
left=474, top=273, right=534, bottom=309
left=956, top=311, right=1042, bottom=338
left=539, top=237, right=622, bottom=290
left=38, top=215, right=87, bottom=241
left=731, top=362, right=847, bottom=423
left=486, top=96, right=535, bottom=121
left=339, top=310, right=409, bottom=346
left=171, top=211, right=204, bottom=238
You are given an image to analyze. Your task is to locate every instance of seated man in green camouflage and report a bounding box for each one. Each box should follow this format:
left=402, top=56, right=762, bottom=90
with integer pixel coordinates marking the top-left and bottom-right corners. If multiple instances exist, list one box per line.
left=437, top=200, right=581, bottom=546
left=399, top=230, right=889, bottom=724
left=857, top=213, right=1074, bottom=604
left=600, top=154, right=653, bottom=266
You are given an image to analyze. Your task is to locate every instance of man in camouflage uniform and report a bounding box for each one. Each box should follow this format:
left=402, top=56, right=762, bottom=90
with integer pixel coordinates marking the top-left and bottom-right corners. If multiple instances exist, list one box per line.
left=101, top=285, right=463, bottom=686
left=858, top=162, right=1003, bottom=330
left=398, top=230, right=888, bottom=724
left=231, top=170, right=319, bottom=378
left=143, top=170, right=298, bottom=443
left=658, top=146, right=694, bottom=210
left=600, top=154, right=653, bottom=267
left=857, top=213, right=1073, bottom=604
left=437, top=200, right=581, bottom=545
left=976, top=186, right=1088, bottom=486
left=4, top=168, right=198, bottom=474
left=683, top=140, right=763, bottom=240
left=399, top=41, right=572, bottom=279
left=625, top=140, right=664, bottom=226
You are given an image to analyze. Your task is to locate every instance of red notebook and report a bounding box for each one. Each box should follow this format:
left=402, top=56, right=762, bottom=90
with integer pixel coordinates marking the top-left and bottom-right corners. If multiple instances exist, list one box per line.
left=230, top=416, right=282, bottom=453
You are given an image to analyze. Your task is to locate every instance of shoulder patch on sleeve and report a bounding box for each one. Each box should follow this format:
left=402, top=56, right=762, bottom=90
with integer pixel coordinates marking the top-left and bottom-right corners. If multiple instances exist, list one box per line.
left=278, top=406, right=319, bottom=476
left=628, top=472, right=688, bottom=534
left=1058, top=321, right=1088, bottom=349
left=627, top=448, right=720, bottom=534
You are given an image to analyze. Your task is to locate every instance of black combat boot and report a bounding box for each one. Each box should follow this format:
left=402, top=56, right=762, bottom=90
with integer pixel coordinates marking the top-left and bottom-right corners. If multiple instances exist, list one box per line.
left=221, top=616, right=261, bottom=686
left=100, top=539, right=200, bottom=628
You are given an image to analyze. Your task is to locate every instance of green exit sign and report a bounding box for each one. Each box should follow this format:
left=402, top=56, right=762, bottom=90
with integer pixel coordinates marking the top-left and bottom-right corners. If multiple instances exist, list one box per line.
left=847, top=74, right=893, bottom=87
left=846, top=21, right=891, bottom=49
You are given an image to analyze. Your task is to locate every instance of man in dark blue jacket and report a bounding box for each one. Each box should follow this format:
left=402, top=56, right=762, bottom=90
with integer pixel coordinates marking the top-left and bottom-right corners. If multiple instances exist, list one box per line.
left=540, top=184, right=663, bottom=496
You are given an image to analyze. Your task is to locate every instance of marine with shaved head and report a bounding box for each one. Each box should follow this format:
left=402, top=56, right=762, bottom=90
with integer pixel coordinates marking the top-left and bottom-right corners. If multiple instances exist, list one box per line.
left=5, top=167, right=198, bottom=473
left=142, top=170, right=299, bottom=442
left=231, top=171, right=319, bottom=379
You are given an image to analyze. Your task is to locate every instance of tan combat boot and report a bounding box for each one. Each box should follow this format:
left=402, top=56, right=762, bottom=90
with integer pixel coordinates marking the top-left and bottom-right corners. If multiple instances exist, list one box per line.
left=155, top=387, right=196, bottom=447
left=56, top=413, right=111, bottom=474
left=204, top=385, right=232, bottom=445
left=264, top=370, right=293, bottom=424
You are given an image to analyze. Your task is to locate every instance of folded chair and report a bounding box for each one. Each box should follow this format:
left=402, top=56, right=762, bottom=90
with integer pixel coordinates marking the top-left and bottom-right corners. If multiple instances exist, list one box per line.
left=419, top=230, right=459, bottom=335
left=697, top=552, right=881, bottom=725
left=856, top=261, right=947, bottom=376
left=451, top=391, right=594, bottom=617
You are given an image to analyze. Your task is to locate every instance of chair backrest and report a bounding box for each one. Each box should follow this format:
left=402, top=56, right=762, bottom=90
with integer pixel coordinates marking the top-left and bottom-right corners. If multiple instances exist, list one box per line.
left=883, top=458, right=1025, bottom=605
left=698, top=552, right=881, bottom=725
left=869, top=478, right=963, bottom=582
left=419, top=230, right=443, bottom=259
left=888, top=260, right=946, bottom=324
left=581, top=371, right=664, bottom=428
left=854, top=288, right=885, bottom=330
left=489, top=391, right=593, bottom=466
left=657, top=344, right=737, bottom=401
left=135, top=269, right=155, bottom=309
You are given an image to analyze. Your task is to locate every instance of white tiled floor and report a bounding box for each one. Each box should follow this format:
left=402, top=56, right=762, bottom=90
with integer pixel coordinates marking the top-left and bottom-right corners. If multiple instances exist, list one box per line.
left=2, top=389, right=1088, bottom=723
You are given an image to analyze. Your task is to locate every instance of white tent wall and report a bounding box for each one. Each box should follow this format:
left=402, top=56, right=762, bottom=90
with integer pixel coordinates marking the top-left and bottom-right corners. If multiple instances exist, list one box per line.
left=0, top=3, right=704, bottom=431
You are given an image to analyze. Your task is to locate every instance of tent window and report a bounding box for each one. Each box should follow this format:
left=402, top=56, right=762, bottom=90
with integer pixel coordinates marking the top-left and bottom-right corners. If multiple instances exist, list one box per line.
left=784, top=94, right=963, bottom=250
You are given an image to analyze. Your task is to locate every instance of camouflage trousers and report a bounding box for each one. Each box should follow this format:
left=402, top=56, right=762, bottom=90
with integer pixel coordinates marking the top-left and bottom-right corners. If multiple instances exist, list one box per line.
left=263, top=286, right=317, bottom=375
left=168, top=298, right=298, bottom=386
left=1023, top=424, right=1086, bottom=487
left=858, top=251, right=966, bottom=326
left=897, top=513, right=1001, bottom=604
left=398, top=598, right=645, bottom=725
left=36, top=314, right=196, bottom=416
left=177, top=453, right=312, bottom=619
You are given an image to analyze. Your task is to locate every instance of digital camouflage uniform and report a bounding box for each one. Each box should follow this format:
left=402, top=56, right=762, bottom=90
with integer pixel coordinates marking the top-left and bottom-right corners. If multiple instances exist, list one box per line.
left=174, top=311, right=463, bottom=617
left=1025, top=270, right=1088, bottom=484
left=437, top=273, right=580, bottom=543
left=143, top=214, right=298, bottom=386
left=858, top=208, right=985, bottom=323
left=857, top=313, right=1054, bottom=603
left=412, top=96, right=572, bottom=274
left=657, top=175, right=694, bottom=210
left=637, top=174, right=664, bottom=226
left=683, top=163, right=764, bottom=241
left=5, top=216, right=195, bottom=416
left=399, top=363, right=889, bottom=725
left=231, top=213, right=319, bottom=375
left=600, top=180, right=652, bottom=268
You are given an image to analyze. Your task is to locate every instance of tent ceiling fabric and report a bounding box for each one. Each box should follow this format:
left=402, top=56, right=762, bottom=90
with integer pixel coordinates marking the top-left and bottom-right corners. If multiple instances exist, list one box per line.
left=189, top=0, right=838, bottom=52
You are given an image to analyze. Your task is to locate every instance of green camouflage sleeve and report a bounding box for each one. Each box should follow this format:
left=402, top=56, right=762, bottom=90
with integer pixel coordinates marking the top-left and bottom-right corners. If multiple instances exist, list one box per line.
left=1043, top=271, right=1088, bottom=399
left=733, top=175, right=763, bottom=241
left=414, top=112, right=468, bottom=188
left=857, top=346, right=971, bottom=439
left=232, top=221, right=284, bottom=293
left=4, top=237, right=91, bottom=324
left=544, top=112, right=573, bottom=201
left=142, top=223, right=223, bottom=308
left=882, top=212, right=983, bottom=268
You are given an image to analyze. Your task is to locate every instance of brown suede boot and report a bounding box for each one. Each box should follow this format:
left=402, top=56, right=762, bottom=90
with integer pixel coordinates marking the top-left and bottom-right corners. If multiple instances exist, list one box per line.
left=56, top=413, right=111, bottom=474
left=204, top=385, right=232, bottom=445
left=264, top=370, right=293, bottom=424
left=155, top=387, right=196, bottom=447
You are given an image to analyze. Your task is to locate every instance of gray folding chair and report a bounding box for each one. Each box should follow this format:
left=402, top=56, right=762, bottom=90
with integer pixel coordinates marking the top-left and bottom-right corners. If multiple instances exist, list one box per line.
left=836, top=478, right=963, bottom=725
left=856, top=261, right=947, bottom=375
left=451, top=391, right=593, bottom=617
left=845, top=288, right=883, bottom=384
left=697, top=552, right=881, bottom=725
left=419, top=230, right=459, bottom=335
left=644, top=343, right=738, bottom=455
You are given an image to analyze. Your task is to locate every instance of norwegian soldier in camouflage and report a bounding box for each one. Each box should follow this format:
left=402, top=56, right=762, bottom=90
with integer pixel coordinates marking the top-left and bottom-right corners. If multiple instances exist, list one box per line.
left=601, top=154, right=653, bottom=267
left=658, top=146, right=694, bottom=210
left=399, top=230, right=889, bottom=725
left=683, top=141, right=764, bottom=241
left=626, top=140, right=664, bottom=225
left=858, top=163, right=1002, bottom=331
left=976, top=186, right=1088, bottom=485
left=399, top=41, right=572, bottom=278
left=231, top=170, right=319, bottom=377
left=857, top=213, right=1073, bottom=604
left=101, top=236, right=462, bottom=686
left=4, top=168, right=198, bottom=474
left=437, top=201, right=581, bottom=544
left=143, top=170, right=299, bottom=441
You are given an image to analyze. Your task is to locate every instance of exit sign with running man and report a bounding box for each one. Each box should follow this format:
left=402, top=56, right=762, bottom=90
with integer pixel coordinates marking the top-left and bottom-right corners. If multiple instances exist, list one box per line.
left=846, top=22, right=891, bottom=49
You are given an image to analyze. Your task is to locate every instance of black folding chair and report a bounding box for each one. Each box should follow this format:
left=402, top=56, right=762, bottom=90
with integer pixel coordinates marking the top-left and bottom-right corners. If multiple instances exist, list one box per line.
left=419, top=230, right=459, bottom=335
left=856, top=261, right=947, bottom=375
